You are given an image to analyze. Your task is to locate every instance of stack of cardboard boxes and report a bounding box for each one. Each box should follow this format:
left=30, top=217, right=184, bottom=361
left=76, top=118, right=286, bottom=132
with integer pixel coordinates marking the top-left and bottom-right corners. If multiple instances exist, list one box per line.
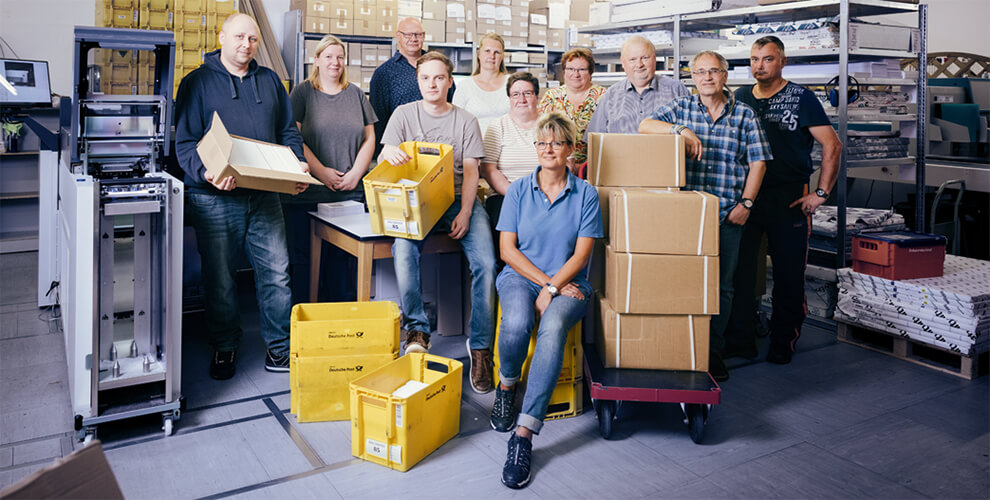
left=587, top=133, right=719, bottom=373
left=292, top=0, right=398, bottom=36
left=94, top=0, right=237, bottom=97
left=289, top=302, right=401, bottom=422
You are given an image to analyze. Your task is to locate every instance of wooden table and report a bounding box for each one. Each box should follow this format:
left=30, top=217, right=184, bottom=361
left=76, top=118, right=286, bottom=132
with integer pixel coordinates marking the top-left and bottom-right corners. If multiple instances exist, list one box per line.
left=308, top=212, right=461, bottom=302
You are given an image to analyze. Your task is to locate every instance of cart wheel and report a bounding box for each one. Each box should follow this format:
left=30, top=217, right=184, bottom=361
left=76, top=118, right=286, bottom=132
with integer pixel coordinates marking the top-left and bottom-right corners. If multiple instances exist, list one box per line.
left=596, top=400, right=616, bottom=440
left=686, top=404, right=705, bottom=444
left=82, top=429, right=96, bottom=445
left=163, top=416, right=174, bottom=437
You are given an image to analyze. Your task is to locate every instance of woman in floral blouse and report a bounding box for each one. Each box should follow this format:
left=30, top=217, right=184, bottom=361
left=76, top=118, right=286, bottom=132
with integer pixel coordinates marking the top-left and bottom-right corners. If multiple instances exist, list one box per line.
left=537, top=48, right=605, bottom=177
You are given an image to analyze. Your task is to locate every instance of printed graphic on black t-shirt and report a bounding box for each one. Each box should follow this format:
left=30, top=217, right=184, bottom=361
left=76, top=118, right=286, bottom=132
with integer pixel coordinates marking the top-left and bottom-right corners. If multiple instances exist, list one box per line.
left=736, top=82, right=830, bottom=187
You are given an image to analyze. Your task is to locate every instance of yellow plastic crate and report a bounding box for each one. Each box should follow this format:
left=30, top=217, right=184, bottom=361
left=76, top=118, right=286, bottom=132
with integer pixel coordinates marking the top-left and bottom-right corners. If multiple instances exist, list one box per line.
left=174, top=27, right=206, bottom=47
left=139, top=8, right=173, bottom=30
left=290, top=301, right=401, bottom=356
left=545, top=378, right=583, bottom=421
left=175, top=11, right=207, bottom=30
left=213, top=0, right=237, bottom=15
left=349, top=353, right=462, bottom=472
left=174, top=0, right=208, bottom=11
left=97, top=6, right=139, bottom=27
left=493, top=304, right=583, bottom=384
left=148, top=0, right=171, bottom=9
left=107, top=83, right=136, bottom=95
left=106, top=64, right=136, bottom=84
left=109, top=0, right=136, bottom=8
left=177, top=47, right=204, bottom=66
left=363, top=141, right=454, bottom=240
left=291, top=352, right=397, bottom=423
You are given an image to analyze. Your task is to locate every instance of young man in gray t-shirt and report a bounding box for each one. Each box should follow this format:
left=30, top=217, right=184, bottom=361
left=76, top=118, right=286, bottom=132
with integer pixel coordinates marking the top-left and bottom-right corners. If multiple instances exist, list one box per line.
left=380, top=52, right=497, bottom=394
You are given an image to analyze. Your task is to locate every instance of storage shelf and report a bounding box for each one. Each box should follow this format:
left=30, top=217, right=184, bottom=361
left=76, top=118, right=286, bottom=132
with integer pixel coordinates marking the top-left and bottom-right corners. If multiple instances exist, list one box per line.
left=0, top=191, right=40, bottom=200
left=505, top=62, right=546, bottom=68
left=0, top=151, right=40, bottom=157
left=846, top=156, right=917, bottom=168
left=0, top=230, right=38, bottom=254
left=827, top=113, right=918, bottom=122
left=580, top=0, right=919, bottom=34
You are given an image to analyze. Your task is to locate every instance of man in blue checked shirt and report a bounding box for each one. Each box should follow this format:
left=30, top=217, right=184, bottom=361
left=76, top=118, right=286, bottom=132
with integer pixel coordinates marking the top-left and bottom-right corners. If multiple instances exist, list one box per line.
left=639, top=50, right=771, bottom=382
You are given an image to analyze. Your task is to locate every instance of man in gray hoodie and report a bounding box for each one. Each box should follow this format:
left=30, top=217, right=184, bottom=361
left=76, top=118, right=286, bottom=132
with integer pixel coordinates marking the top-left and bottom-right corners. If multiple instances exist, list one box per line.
left=175, top=13, right=307, bottom=380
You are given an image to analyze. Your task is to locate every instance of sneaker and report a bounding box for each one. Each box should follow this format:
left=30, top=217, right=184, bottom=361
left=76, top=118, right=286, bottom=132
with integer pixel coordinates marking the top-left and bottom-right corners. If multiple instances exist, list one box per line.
left=767, top=342, right=794, bottom=365
left=708, top=352, right=729, bottom=382
left=501, top=433, right=532, bottom=489
left=467, top=338, right=494, bottom=394
left=265, top=349, right=290, bottom=372
left=490, top=384, right=517, bottom=432
left=405, top=330, right=431, bottom=354
left=210, top=351, right=237, bottom=380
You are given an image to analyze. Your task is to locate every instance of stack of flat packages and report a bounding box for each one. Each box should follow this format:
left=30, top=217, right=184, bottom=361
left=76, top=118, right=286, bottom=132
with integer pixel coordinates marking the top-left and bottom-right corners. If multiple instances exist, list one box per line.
left=761, top=262, right=837, bottom=323
left=809, top=206, right=906, bottom=266
left=587, top=133, right=719, bottom=372
left=836, top=255, right=990, bottom=356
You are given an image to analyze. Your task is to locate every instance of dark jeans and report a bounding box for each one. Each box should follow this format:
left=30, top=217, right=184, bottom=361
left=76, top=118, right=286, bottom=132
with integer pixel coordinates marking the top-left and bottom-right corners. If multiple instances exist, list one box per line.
left=280, top=186, right=364, bottom=305
left=484, top=194, right=505, bottom=269
left=726, top=183, right=810, bottom=351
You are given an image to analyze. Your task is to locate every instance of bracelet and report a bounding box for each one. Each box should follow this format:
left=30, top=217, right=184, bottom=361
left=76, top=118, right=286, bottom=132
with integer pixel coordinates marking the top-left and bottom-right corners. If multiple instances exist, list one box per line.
left=670, top=124, right=687, bottom=135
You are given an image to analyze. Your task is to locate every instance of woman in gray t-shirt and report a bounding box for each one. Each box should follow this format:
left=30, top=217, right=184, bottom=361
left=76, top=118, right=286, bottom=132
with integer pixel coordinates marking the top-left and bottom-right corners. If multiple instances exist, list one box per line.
left=283, top=35, right=378, bottom=303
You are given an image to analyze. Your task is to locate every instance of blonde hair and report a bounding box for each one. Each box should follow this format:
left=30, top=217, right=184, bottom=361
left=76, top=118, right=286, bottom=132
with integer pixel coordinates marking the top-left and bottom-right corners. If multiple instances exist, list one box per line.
left=537, top=111, right=578, bottom=146
left=308, top=34, right=348, bottom=91
left=472, top=32, right=508, bottom=76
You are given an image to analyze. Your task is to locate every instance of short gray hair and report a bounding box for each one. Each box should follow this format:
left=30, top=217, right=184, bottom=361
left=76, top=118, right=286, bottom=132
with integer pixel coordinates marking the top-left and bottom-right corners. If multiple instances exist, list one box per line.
left=621, top=35, right=656, bottom=58
left=690, top=50, right=729, bottom=72
left=536, top=111, right=578, bottom=145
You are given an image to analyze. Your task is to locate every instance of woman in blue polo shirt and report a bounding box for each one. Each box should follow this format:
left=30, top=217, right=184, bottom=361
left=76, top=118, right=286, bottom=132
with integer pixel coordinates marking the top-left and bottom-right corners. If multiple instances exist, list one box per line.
left=491, top=111, right=603, bottom=489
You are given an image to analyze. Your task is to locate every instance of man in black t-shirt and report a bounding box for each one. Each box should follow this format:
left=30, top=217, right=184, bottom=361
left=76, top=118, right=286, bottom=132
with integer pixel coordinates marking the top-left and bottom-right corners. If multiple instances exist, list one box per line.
left=726, top=36, right=842, bottom=365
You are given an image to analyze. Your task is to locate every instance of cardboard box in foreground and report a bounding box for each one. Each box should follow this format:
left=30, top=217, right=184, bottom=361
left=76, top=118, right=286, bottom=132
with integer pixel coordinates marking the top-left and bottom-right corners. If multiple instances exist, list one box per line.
left=197, top=112, right=321, bottom=194
left=609, top=189, right=719, bottom=255
left=587, top=133, right=685, bottom=188
left=605, top=245, right=719, bottom=315
left=0, top=441, right=124, bottom=499
left=597, top=295, right=709, bottom=371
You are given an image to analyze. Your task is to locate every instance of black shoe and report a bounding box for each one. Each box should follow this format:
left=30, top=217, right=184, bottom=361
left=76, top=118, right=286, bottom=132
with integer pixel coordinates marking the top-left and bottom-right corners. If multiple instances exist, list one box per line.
left=501, top=433, right=532, bottom=489
left=210, top=351, right=237, bottom=380
left=490, top=384, right=517, bottom=432
left=767, top=343, right=794, bottom=365
left=708, top=352, right=729, bottom=382
left=722, top=342, right=759, bottom=359
left=265, top=349, right=290, bottom=372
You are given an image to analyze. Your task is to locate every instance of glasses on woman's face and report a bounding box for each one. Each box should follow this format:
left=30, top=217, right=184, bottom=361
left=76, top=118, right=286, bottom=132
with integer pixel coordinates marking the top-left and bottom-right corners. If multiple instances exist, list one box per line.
left=534, top=140, right=568, bottom=150
left=564, top=67, right=589, bottom=74
left=691, top=68, right=726, bottom=77
left=510, top=90, right=536, bottom=100
left=397, top=31, right=425, bottom=40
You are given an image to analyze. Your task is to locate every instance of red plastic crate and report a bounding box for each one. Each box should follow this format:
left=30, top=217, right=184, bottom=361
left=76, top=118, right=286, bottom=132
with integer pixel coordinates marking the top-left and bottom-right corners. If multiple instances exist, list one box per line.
left=851, top=232, right=946, bottom=280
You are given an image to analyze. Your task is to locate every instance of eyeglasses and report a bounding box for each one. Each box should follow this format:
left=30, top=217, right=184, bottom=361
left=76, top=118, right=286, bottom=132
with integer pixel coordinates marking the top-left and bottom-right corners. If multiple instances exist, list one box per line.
left=691, top=68, right=726, bottom=76
left=534, top=141, right=568, bottom=150
left=564, top=67, right=589, bottom=74
left=397, top=31, right=425, bottom=40
left=510, top=90, right=536, bottom=99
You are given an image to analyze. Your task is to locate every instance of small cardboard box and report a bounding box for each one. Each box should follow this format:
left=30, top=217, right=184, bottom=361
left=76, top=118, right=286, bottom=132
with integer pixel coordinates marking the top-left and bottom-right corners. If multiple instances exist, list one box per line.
left=291, top=0, right=330, bottom=16
left=597, top=295, right=709, bottom=371
left=353, top=17, right=376, bottom=36
left=361, top=43, right=379, bottom=67
left=422, top=0, right=447, bottom=19
left=587, top=133, right=685, bottom=188
left=378, top=20, right=396, bottom=36
left=547, top=27, right=566, bottom=49
left=348, top=43, right=364, bottom=65
left=332, top=18, right=352, bottom=34
left=196, top=112, right=320, bottom=194
left=305, top=16, right=331, bottom=33
left=609, top=189, right=719, bottom=255
left=423, top=19, right=446, bottom=42
left=605, top=245, right=719, bottom=315
left=377, top=45, right=392, bottom=63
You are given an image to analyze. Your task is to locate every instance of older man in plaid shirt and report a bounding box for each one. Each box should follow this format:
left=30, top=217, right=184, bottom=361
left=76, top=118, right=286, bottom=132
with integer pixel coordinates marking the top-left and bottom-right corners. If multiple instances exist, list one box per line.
left=639, top=50, right=771, bottom=382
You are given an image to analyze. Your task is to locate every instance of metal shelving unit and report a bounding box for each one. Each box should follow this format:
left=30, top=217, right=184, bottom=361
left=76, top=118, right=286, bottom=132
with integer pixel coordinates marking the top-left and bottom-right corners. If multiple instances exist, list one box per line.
left=580, top=0, right=928, bottom=268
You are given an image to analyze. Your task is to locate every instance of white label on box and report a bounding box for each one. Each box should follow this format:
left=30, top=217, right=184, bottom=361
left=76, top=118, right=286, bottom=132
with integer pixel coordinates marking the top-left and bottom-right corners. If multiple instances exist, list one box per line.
left=366, top=438, right=387, bottom=459
left=407, top=191, right=418, bottom=207
left=447, top=3, right=465, bottom=17
left=385, top=219, right=406, bottom=233
left=389, top=445, right=402, bottom=464
left=408, top=221, right=419, bottom=235
left=495, top=5, right=511, bottom=20
left=395, top=403, right=403, bottom=427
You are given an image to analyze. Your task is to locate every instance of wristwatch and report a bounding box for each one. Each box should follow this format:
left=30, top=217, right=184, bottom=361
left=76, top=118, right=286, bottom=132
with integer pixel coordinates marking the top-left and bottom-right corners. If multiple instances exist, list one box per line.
left=546, top=283, right=559, bottom=297
left=739, top=198, right=754, bottom=210
left=815, top=188, right=829, bottom=199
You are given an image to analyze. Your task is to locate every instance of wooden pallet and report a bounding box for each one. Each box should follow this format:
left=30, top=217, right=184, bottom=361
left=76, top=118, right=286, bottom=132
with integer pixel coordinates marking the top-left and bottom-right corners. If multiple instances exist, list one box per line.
left=836, top=321, right=988, bottom=380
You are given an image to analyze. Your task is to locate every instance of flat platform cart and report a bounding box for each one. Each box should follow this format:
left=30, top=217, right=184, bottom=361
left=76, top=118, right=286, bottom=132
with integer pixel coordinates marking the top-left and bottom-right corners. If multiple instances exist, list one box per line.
left=584, top=343, right=721, bottom=442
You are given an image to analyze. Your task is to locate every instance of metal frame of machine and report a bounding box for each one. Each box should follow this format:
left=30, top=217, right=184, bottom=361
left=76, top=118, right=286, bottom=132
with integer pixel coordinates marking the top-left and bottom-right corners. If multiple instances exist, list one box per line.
left=59, top=26, right=183, bottom=440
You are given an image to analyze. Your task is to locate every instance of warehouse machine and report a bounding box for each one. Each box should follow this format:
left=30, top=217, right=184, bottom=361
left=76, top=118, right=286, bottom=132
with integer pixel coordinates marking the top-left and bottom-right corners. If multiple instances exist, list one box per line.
left=59, top=27, right=183, bottom=440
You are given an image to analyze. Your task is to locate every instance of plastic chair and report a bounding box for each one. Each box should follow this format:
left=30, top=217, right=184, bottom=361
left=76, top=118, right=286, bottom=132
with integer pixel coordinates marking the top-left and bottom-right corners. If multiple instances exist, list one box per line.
left=930, top=179, right=966, bottom=255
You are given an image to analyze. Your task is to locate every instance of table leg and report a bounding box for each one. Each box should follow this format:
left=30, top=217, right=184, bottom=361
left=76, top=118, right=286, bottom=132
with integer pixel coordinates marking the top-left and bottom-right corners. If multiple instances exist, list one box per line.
left=356, top=241, right=374, bottom=301
left=309, top=218, right=321, bottom=302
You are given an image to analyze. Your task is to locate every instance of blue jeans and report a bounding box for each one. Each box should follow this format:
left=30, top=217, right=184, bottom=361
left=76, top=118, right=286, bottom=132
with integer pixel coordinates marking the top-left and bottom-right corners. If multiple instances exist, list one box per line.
left=496, top=272, right=589, bottom=434
left=710, top=221, right=745, bottom=354
left=392, top=198, right=496, bottom=349
left=186, top=191, right=293, bottom=356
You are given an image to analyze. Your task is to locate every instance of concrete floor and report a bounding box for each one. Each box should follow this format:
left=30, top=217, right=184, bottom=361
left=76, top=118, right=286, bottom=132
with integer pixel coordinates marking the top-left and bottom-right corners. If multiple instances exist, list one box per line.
left=1, top=250, right=988, bottom=499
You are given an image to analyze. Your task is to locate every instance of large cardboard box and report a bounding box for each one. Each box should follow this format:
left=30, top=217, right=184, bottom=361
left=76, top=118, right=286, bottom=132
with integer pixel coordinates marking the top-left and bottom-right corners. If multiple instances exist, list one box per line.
left=423, top=19, right=446, bottom=42
left=291, top=0, right=330, bottom=16
left=305, top=16, right=331, bottom=33
left=0, top=442, right=124, bottom=499
left=605, top=245, right=719, bottom=315
left=329, top=0, right=352, bottom=18
left=609, top=189, right=719, bottom=255
left=587, top=133, right=685, bottom=188
left=332, top=18, right=352, bottom=34
left=547, top=27, right=566, bottom=49
left=597, top=296, right=709, bottom=371
left=528, top=24, right=547, bottom=45
left=422, top=0, right=446, bottom=19
left=361, top=44, right=379, bottom=67
left=197, top=113, right=320, bottom=194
